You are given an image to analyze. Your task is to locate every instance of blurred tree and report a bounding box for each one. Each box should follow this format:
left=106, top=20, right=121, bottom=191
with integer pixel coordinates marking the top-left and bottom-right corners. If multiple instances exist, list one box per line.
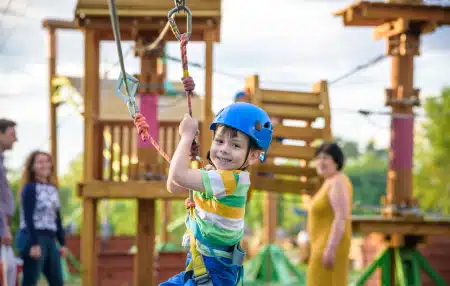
left=414, top=87, right=450, bottom=215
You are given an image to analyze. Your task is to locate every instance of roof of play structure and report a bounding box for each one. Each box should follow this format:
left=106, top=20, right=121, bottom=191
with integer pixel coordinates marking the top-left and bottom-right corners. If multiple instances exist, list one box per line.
left=74, top=0, right=221, bottom=17
left=73, top=0, right=223, bottom=42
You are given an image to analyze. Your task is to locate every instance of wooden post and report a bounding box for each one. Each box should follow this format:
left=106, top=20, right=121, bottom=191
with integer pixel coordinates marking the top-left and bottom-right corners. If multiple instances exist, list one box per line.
left=157, top=45, right=172, bottom=244
left=246, top=75, right=277, bottom=244
left=82, top=28, right=100, bottom=286
left=48, top=27, right=58, bottom=184
left=246, top=74, right=277, bottom=281
left=313, top=80, right=332, bottom=141
left=135, top=199, right=156, bottom=286
left=160, top=199, right=171, bottom=243
left=83, top=28, right=101, bottom=181
left=81, top=198, right=98, bottom=286
left=135, top=51, right=159, bottom=286
left=384, top=31, right=418, bottom=215
left=201, top=29, right=215, bottom=160
left=138, top=54, right=158, bottom=177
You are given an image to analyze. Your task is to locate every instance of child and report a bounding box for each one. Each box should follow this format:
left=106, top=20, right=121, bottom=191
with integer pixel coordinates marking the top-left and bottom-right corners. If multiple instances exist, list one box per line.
left=160, top=77, right=273, bottom=286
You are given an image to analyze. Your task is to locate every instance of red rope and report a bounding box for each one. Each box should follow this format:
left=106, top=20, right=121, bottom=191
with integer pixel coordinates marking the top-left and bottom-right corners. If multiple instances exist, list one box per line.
left=134, top=113, right=172, bottom=163
left=132, top=32, right=200, bottom=211
left=132, top=33, right=200, bottom=164
left=180, top=33, right=200, bottom=160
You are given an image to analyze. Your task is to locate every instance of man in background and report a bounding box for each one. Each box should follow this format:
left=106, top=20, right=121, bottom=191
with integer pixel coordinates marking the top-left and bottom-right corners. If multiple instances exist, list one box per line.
left=0, top=118, right=18, bottom=286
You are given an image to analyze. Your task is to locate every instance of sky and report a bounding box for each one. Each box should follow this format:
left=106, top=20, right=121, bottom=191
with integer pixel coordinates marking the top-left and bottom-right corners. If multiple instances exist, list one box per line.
left=0, top=0, right=449, bottom=175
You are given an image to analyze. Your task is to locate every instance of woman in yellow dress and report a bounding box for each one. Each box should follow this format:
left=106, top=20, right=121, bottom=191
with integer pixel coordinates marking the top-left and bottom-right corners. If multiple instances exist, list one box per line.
left=307, top=142, right=353, bottom=286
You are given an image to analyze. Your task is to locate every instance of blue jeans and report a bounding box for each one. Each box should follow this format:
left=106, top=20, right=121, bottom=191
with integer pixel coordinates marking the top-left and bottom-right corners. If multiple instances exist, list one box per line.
left=159, top=252, right=241, bottom=286
left=15, top=230, right=63, bottom=286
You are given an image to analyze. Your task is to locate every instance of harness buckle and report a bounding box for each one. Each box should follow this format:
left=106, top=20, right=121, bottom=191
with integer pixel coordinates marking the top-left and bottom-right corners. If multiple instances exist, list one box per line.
left=193, top=273, right=211, bottom=285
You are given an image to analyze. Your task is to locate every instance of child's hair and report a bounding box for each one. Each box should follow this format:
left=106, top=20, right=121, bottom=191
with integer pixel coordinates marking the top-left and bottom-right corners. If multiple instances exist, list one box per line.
left=18, top=151, right=55, bottom=198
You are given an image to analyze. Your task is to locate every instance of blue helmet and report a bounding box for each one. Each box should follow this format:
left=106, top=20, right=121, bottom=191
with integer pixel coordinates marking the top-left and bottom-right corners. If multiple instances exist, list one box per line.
left=210, top=102, right=273, bottom=161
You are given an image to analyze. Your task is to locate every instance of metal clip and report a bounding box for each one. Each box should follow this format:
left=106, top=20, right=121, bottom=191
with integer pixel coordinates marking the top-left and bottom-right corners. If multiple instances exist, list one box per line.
left=115, top=72, right=140, bottom=118
left=168, top=5, right=192, bottom=41
left=174, top=0, right=186, bottom=9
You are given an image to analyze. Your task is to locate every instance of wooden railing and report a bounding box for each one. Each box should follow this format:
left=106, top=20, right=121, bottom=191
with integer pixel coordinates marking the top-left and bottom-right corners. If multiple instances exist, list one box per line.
left=98, top=120, right=202, bottom=182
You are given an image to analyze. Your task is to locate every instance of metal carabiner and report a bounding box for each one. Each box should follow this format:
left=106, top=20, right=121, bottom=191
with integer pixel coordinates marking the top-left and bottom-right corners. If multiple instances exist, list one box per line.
left=167, top=5, right=192, bottom=41
left=115, top=72, right=140, bottom=118
left=174, top=0, right=186, bottom=9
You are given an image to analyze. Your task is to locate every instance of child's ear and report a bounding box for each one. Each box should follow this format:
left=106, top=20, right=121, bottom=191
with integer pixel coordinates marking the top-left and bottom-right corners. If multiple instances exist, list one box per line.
left=247, top=150, right=261, bottom=165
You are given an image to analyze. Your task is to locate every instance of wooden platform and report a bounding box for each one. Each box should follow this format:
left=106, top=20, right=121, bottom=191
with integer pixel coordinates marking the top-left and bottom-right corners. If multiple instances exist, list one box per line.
left=352, top=215, right=450, bottom=236
left=78, top=180, right=188, bottom=199
left=333, top=1, right=450, bottom=27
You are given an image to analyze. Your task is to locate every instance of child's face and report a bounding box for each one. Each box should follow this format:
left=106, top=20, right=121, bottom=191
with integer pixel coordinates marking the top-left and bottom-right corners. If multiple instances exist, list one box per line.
left=210, top=126, right=252, bottom=170
left=33, top=153, right=53, bottom=180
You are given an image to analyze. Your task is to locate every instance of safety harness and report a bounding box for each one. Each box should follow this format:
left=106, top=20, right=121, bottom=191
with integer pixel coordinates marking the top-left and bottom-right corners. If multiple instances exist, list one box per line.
left=183, top=213, right=246, bottom=285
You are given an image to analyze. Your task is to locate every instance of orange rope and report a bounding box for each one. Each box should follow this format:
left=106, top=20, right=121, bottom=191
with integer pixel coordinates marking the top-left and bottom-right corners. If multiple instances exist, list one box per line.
left=134, top=113, right=172, bottom=163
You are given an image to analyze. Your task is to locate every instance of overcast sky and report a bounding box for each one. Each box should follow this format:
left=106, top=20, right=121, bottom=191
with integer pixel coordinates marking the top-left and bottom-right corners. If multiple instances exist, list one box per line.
left=1, top=0, right=449, bottom=174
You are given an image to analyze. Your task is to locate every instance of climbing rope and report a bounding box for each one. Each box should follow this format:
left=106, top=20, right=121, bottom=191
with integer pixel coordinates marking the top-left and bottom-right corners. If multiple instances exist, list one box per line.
left=107, top=0, right=203, bottom=208
left=134, top=20, right=171, bottom=55
left=168, top=4, right=193, bottom=117
left=168, top=3, right=203, bottom=204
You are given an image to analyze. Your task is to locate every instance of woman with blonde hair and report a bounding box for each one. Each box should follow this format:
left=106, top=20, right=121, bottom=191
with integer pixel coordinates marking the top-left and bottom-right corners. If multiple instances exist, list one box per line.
left=307, top=142, right=353, bottom=286
left=15, top=151, right=67, bottom=286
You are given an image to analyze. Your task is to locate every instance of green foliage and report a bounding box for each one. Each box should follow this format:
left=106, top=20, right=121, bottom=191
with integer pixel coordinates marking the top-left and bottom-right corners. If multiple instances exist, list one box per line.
left=414, top=87, right=450, bottom=215
left=335, top=136, right=361, bottom=160
left=345, top=141, right=388, bottom=208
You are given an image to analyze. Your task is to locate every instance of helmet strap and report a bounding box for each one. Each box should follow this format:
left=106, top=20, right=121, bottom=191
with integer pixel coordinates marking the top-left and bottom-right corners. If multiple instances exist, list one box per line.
left=238, top=147, right=251, bottom=171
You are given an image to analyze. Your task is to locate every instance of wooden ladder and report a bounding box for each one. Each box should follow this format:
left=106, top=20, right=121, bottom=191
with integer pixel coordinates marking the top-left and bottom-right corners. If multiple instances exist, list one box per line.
left=245, top=74, right=332, bottom=196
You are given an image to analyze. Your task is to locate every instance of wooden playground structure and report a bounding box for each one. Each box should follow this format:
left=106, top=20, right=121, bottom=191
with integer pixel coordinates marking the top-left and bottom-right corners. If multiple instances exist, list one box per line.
left=41, top=0, right=450, bottom=285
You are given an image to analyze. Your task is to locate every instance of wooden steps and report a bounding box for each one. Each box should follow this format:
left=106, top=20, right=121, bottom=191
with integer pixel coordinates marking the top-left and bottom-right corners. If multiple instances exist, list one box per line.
left=245, top=75, right=332, bottom=195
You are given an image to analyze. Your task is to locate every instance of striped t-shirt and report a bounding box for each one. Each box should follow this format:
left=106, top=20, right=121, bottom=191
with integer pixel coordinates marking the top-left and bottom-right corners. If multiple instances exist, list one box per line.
left=184, top=169, right=250, bottom=257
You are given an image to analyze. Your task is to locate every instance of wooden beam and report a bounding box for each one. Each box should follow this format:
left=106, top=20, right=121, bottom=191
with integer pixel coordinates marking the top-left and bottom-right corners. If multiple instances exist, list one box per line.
left=252, top=176, right=315, bottom=195
left=352, top=215, right=450, bottom=236
left=333, top=1, right=450, bottom=26
left=81, top=198, right=98, bottom=286
left=201, top=29, right=215, bottom=160
left=160, top=199, right=171, bottom=243
left=42, top=19, right=78, bottom=30
left=263, top=192, right=277, bottom=245
left=79, top=181, right=187, bottom=199
left=360, top=1, right=450, bottom=24
left=273, top=125, right=327, bottom=141
left=313, top=80, right=332, bottom=140
left=263, top=104, right=323, bottom=120
left=75, top=0, right=221, bottom=15
left=77, top=17, right=220, bottom=42
left=135, top=199, right=156, bottom=286
left=257, top=164, right=317, bottom=177
left=83, top=28, right=101, bottom=181
left=261, top=89, right=320, bottom=106
left=267, top=143, right=316, bottom=160
left=76, top=9, right=220, bottom=18
left=373, top=18, right=409, bottom=40
left=48, top=27, right=58, bottom=185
